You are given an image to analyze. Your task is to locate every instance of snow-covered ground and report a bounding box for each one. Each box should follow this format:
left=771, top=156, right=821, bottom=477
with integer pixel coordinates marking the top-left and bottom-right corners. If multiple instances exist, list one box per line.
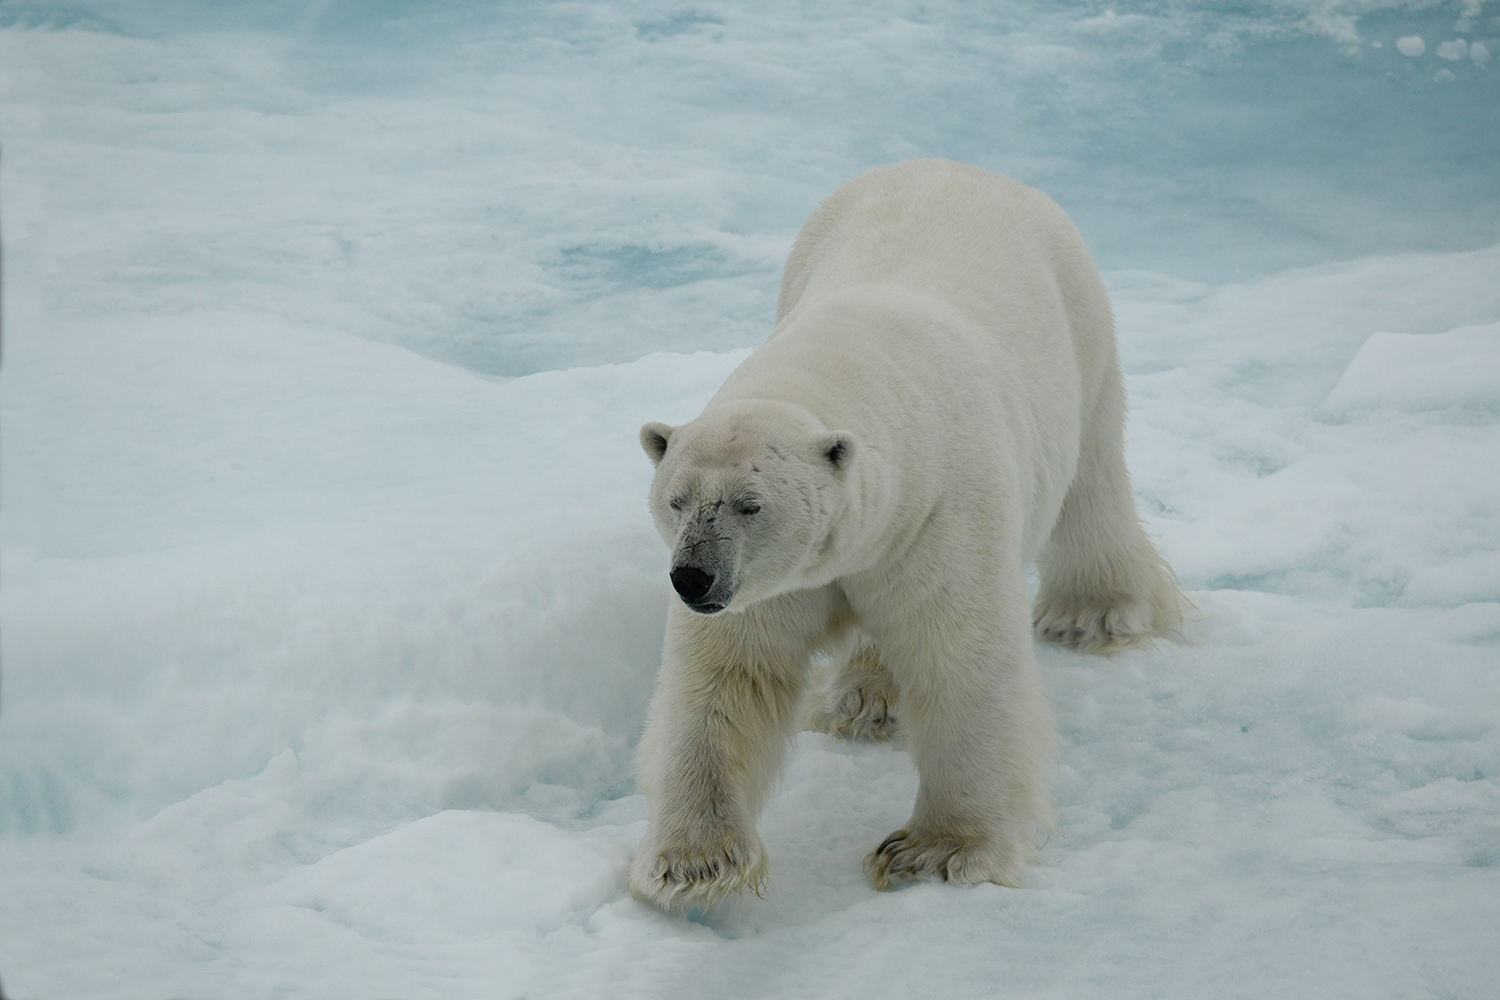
left=3, top=3, right=1498, bottom=998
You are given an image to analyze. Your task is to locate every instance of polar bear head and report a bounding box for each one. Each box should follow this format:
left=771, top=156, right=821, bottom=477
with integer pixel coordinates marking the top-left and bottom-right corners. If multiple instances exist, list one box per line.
left=641, top=400, right=857, bottom=615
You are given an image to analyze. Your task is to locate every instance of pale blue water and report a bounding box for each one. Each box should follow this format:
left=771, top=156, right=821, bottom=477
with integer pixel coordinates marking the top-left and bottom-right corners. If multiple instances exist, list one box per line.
left=4, top=0, right=1496, bottom=374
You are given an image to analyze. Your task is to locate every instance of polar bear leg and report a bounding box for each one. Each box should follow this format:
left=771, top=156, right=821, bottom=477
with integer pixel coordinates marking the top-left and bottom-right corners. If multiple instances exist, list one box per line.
left=860, top=587, right=1055, bottom=890
left=630, top=595, right=826, bottom=911
left=1034, top=363, right=1181, bottom=653
left=804, top=633, right=900, bottom=740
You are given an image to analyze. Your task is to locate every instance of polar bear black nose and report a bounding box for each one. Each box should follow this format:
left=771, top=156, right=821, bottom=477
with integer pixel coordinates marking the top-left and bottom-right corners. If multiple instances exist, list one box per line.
left=670, top=566, right=715, bottom=604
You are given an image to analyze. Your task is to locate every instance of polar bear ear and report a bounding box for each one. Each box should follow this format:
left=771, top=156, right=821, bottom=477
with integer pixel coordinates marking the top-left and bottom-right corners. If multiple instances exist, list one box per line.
left=816, top=431, right=857, bottom=474
left=640, top=422, right=675, bottom=466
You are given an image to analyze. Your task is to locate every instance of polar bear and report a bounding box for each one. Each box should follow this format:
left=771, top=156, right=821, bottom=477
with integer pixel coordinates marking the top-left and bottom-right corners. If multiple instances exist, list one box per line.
left=629, top=159, right=1180, bottom=911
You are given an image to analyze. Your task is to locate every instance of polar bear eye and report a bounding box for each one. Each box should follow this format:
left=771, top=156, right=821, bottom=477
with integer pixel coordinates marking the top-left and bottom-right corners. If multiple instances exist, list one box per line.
left=669, top=496, right=686, bottom=511
left=737, top=499, right=762, bottom=516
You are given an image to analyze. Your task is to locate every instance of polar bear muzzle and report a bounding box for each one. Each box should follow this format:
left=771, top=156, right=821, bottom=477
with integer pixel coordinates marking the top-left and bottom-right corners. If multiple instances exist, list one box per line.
left=669, top=565, right=724, bottom=614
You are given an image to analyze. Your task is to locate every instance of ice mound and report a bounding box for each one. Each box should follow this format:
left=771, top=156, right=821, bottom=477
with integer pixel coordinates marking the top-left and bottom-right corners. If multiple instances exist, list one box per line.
left=1322, top=325, right=1500, bottom=416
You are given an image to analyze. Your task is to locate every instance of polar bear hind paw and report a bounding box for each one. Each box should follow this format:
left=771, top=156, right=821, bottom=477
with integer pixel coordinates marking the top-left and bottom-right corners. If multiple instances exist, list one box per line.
left=804, top=638, right=900, bottom=740
left=863, top=829, right=1025, bottom=890
left=629, top=837, right=768, bottom=912
left=806, top=681, right=899, bottom=741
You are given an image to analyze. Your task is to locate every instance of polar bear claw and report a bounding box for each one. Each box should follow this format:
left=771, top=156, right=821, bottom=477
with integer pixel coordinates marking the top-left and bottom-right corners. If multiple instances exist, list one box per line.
left=630, top=834, right=769, bottom=912
left=1034, top=596, right=1157, bottom=652
left=864, top=829, right=1026, bottom=890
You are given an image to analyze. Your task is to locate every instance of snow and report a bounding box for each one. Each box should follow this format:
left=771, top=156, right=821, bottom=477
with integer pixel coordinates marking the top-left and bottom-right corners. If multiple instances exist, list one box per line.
left=2, top=2, right=1499, bottom=998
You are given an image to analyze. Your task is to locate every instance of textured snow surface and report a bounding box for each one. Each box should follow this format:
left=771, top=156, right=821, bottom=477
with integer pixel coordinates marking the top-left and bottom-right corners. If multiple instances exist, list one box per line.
left=3, top=3, right=1499, bottom=999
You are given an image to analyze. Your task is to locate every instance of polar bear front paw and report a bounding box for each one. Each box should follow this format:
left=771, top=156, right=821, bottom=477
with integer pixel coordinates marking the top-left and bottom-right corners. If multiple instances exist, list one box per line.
left=629, top=833, right=768, bottom=912
left=863, top=828, right=1024, bottom=890
left=1032, top=594, right=1160, bottom=653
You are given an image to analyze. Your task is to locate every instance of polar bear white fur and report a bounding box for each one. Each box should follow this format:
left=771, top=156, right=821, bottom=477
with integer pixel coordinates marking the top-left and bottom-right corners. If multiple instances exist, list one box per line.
left=629, top=159, right=1180, bottom=911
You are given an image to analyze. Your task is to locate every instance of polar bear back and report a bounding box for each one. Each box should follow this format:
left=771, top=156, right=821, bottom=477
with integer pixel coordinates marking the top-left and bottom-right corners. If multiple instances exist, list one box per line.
left=773, top=159, right=1115, bottom=405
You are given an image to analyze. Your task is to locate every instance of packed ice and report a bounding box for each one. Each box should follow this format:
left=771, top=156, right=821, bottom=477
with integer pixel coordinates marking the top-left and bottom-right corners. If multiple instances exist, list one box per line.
left=2, top=1, right=1497, bottom=998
